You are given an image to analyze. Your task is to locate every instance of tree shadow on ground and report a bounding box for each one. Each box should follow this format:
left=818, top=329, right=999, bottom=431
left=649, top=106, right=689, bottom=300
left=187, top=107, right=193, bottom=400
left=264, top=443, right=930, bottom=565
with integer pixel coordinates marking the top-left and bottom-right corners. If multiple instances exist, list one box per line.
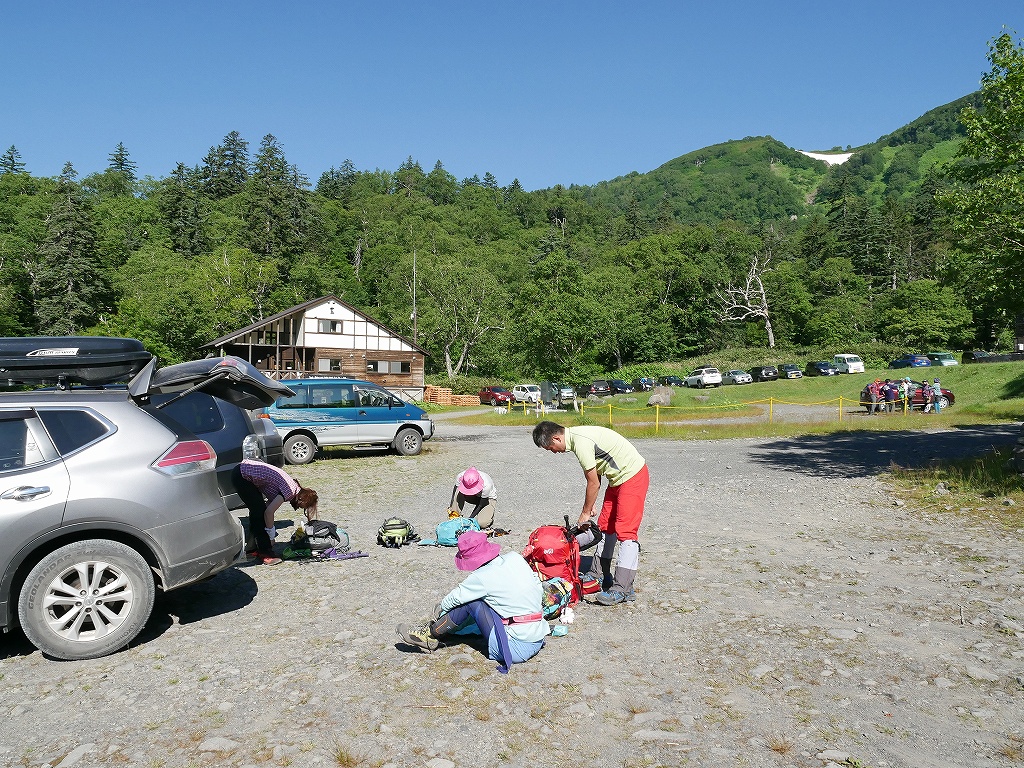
left=748, top=423, right=1021, bottom=479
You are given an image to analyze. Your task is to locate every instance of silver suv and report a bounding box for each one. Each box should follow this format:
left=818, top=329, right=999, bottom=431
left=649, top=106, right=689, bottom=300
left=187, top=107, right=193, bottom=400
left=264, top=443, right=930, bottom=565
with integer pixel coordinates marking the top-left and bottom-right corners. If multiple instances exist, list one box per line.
left=0, top=338, right=290, bottom=660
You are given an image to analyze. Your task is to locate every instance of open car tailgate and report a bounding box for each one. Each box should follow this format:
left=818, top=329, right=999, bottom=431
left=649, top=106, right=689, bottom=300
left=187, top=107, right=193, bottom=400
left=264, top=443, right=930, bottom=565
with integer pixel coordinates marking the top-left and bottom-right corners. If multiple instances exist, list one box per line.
left=137, top=356, right=294, bottom=409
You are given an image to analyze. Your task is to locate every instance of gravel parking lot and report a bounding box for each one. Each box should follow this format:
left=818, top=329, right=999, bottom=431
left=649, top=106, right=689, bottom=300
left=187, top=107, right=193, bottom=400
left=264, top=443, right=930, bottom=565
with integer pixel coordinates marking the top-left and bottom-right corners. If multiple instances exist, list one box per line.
left=1, top=416, right=1022, bottom=768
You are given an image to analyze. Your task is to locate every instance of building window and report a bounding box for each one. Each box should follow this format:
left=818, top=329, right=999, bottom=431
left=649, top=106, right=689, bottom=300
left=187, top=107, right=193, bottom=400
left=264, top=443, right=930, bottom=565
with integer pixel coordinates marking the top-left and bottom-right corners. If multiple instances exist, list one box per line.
left=318, top=319, right=342, bottom=333
left=367, top=360, right=411, bottom=374
left=317, top=358, right=343, bottom=372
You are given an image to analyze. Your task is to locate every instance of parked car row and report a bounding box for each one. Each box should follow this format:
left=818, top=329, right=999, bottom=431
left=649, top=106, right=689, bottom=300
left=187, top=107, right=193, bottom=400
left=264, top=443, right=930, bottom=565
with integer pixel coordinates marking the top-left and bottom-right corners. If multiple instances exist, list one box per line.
left=888, top=352, right=959, bottom=369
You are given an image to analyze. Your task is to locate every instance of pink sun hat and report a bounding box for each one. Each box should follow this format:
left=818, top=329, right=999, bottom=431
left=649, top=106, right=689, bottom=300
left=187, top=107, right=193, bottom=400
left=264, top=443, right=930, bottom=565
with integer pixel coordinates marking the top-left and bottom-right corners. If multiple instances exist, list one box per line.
left=454, top=530, right=500, bottom=571
left=457, top=467, right=484, bottom=495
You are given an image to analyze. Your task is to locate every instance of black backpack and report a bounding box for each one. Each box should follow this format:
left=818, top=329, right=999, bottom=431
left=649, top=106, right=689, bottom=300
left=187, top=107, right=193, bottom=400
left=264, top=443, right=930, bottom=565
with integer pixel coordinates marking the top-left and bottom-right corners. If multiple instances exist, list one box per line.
left=292, top=520, right=348, bottom=553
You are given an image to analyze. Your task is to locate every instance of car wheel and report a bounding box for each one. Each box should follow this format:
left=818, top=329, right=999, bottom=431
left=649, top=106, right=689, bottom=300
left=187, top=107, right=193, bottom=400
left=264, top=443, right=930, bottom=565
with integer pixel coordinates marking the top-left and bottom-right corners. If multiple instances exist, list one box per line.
left=938, top=396, right=950, bottom=410
left=18, top=539, right=156, bottom=661
left=393, top=427, right=423, bottom=456
left=283, top=434, right=317, bottom=465
left=490, top=397, right=497, bottom=406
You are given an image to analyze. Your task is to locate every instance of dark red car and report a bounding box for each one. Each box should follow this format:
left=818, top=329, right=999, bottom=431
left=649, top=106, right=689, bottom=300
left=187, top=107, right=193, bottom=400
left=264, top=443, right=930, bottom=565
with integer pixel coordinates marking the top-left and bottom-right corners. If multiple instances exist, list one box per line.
left=859, top=380, right=954, bottom=411
left=478, top=386, right=511, bottom=405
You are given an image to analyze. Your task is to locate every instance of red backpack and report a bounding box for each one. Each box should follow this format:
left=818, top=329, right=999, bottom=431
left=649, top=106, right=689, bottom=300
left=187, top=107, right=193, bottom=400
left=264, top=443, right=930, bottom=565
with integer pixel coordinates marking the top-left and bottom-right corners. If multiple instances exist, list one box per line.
left=522, top=523, right=583, bottom=604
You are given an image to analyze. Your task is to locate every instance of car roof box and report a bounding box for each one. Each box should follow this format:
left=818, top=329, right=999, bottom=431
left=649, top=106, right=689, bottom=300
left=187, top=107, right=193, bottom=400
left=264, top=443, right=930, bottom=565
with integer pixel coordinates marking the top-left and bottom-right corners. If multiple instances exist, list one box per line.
left=0, top=336, right=153, bottom=385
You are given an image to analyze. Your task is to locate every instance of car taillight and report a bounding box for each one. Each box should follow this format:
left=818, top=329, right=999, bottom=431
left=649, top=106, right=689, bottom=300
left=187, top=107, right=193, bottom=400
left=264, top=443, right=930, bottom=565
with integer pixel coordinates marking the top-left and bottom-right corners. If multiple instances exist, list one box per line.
left=152, top=440, right=217, bottom=476
left=242, top=434, right=261, bottom=460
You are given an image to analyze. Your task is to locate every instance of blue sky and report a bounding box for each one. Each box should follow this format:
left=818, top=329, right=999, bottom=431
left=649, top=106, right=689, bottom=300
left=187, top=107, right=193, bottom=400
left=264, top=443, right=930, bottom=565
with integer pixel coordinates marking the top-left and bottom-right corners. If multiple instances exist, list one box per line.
left=2, top=2, right=1020, bottom=190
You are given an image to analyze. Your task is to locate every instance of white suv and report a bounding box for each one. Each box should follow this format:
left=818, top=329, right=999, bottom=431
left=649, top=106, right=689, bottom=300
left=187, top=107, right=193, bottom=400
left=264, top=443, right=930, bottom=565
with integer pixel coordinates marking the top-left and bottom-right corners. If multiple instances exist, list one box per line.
left=683, top=367, right=723, bottom=388
left=511, top=384, right=541, bottom=403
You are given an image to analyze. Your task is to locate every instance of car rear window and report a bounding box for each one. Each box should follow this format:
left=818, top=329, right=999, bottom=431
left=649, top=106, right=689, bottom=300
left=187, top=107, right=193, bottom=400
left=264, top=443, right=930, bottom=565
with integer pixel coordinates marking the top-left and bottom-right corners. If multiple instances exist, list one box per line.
left=37, top=409, right=110, bottom=455
left=157, top=392, right=226, bottom=437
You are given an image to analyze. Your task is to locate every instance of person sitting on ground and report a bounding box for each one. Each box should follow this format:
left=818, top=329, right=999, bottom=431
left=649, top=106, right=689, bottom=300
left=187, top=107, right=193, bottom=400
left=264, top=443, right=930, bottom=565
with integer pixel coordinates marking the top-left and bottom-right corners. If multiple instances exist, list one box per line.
left=396, top=530, right=547, bottom=673
left=448, top=466, right=497, bottom=529
left=236, top=458, right=319, bottom=565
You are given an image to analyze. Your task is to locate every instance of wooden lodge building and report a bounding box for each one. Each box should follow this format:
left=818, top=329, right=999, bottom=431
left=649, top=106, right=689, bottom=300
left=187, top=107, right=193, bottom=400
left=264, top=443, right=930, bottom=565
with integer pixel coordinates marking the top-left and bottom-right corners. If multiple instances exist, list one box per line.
left=202, top=295, right=428, bottom=401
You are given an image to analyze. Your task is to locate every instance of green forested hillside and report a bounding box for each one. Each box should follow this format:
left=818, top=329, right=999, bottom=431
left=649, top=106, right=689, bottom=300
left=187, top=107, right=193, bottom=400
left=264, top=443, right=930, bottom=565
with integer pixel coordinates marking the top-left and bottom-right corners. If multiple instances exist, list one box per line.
left=582, top=137, right=828, bottom=226
left=0, top=35, right=1020, bottom=384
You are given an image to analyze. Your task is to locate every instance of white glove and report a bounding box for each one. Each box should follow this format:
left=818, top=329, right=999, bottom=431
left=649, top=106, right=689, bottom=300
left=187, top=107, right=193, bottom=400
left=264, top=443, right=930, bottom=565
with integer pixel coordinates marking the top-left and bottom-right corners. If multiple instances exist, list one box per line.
left=265, top=526, right=277, bottom=541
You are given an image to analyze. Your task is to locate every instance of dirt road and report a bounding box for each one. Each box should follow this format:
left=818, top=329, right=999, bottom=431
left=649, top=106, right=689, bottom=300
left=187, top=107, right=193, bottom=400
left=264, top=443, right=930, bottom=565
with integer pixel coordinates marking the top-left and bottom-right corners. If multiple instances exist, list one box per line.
left=1, top=419, right=1021, bottom=768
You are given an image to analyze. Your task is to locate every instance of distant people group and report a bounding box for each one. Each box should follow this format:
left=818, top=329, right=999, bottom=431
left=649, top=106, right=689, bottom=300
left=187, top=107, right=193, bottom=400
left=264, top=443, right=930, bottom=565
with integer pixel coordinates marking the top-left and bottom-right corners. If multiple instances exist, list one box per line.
left=865, top=377, right=943, bottom=414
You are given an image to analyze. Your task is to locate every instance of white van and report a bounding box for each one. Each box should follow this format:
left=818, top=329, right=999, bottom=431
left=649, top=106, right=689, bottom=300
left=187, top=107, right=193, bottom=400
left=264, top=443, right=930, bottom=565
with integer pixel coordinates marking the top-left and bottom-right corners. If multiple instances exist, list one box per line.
left=833, top=354, right=865, bottom=374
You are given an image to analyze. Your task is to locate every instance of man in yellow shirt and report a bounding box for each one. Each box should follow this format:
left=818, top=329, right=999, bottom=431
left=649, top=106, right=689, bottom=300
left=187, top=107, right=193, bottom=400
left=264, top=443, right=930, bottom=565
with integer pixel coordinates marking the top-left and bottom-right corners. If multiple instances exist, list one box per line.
left=533, top=421, right=649, bottom=605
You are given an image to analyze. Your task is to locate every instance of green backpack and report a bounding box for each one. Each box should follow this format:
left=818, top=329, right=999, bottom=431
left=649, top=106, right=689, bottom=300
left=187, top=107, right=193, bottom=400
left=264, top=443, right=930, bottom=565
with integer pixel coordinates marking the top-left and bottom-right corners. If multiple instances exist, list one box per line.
left=377, top=517, right=418, bottom=548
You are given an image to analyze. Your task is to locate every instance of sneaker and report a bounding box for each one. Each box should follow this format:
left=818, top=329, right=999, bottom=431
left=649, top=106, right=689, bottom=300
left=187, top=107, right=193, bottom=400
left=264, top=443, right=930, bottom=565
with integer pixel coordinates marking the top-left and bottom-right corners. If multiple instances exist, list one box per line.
left=595, top=590, right=628, bottom=606
left=396, top=622, right=439, bottom=652
left=257, top=553, right=282, bottom=565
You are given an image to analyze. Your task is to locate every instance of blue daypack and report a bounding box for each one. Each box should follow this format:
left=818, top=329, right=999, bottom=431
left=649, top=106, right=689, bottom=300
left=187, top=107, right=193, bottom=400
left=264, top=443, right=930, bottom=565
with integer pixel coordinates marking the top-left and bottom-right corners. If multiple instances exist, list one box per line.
left=418, top=516, right=481, bottom=546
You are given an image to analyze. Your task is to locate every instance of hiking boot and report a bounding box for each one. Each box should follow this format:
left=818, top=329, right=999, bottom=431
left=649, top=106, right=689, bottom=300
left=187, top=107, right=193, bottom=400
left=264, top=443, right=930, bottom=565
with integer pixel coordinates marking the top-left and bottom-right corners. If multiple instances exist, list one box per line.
left=595, top=590, right=629, bottom=606
left=397, top=623, right=439, bottom=652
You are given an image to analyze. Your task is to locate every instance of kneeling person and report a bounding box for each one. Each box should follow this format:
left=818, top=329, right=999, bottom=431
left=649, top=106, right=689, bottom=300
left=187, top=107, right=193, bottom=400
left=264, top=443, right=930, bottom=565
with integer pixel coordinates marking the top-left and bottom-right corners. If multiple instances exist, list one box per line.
left=397, top=531, right=547, bottom=673
left=448, top=466, right=498, bottom=529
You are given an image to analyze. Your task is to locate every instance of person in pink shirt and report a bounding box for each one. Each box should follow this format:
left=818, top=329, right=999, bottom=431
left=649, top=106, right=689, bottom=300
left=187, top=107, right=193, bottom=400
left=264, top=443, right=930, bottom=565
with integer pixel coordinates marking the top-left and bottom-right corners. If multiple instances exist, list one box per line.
left=236, top=459, right=319, bottom=565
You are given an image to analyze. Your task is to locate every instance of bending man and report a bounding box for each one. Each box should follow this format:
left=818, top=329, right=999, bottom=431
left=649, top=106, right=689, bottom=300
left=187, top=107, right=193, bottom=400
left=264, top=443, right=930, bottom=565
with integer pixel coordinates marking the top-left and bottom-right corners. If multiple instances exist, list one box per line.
left=533, top=421, right=649, bottom=606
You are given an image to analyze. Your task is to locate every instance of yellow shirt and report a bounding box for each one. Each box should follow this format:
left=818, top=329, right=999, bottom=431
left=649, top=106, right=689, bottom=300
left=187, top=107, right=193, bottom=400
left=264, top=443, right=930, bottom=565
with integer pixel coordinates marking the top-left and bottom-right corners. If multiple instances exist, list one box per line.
left=564, top=426, right=645, bottom=486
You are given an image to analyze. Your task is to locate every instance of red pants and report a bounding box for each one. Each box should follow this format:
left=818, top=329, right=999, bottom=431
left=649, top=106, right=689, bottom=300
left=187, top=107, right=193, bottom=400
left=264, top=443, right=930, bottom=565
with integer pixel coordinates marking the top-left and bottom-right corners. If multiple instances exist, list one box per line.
left=597, top=464, right=649, bottom=541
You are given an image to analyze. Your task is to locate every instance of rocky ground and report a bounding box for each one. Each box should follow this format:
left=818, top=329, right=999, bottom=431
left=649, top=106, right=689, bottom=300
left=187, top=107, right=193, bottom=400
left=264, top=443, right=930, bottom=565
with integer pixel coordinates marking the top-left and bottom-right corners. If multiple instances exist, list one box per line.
left=1, top=414, right=1022, bottom=768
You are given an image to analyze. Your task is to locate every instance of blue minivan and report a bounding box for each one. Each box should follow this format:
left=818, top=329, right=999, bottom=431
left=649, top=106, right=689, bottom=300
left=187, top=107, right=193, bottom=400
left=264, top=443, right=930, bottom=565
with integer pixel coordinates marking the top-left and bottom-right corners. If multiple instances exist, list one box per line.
left=262, top=378, right=434, bottom=464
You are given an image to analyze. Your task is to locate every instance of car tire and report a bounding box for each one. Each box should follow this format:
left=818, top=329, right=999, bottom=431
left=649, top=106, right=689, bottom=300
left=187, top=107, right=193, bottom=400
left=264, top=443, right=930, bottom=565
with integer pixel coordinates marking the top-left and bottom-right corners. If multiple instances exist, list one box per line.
left=283, top=434, right=317, bottom=465
left=393, top=427, right=423, bottom=456
left=18, top=539, right=156, bottom=661
left=938, top=396, right=950, bottom=410
left=490, top=397, right=497, bottom=406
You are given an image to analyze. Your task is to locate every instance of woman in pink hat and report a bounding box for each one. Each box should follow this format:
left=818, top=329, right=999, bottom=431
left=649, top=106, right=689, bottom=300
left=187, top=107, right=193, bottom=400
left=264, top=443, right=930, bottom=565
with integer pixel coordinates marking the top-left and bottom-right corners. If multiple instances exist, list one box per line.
left=397, top=530, right=547, bottom=673
left=448, top=466, right=497, bottom=529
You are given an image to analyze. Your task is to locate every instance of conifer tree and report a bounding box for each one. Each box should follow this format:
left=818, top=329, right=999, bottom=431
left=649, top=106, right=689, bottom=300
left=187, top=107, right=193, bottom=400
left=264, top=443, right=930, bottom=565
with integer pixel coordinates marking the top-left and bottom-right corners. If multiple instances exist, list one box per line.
left=32, top=178, right=107, bottom=334
left=158, top=163, right=209, bottom=257
left=108, top=142, right=137, bottom=181
left=201, top=130, right=250, bottom=199
left=0, top=145, right=27, bottom=174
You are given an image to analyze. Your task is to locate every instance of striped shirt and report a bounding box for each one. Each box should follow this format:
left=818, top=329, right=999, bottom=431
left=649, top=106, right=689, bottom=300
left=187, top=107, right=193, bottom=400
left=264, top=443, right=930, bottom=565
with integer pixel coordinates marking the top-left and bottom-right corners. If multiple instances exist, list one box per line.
left=239, top=459, right=300, bottom=502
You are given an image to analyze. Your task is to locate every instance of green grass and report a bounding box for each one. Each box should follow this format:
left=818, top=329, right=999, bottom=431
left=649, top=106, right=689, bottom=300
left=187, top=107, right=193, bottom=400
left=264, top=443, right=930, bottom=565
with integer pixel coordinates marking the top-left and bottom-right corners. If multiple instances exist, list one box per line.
left=456, top=361, right=1024, bottom=429
left=890, top=446, right=1024, bottom=530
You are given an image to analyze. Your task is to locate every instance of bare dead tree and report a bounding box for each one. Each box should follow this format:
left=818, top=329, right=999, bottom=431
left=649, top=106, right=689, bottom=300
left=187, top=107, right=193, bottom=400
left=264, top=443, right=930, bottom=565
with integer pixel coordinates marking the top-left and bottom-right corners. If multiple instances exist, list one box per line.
left=717, top=253, right=776, bottom=348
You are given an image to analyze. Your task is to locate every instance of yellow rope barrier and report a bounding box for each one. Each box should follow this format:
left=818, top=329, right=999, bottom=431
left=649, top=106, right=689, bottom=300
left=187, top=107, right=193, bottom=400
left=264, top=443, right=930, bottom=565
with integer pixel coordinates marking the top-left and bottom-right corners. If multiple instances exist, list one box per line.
left=494, top=394, right=906, bottom=426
